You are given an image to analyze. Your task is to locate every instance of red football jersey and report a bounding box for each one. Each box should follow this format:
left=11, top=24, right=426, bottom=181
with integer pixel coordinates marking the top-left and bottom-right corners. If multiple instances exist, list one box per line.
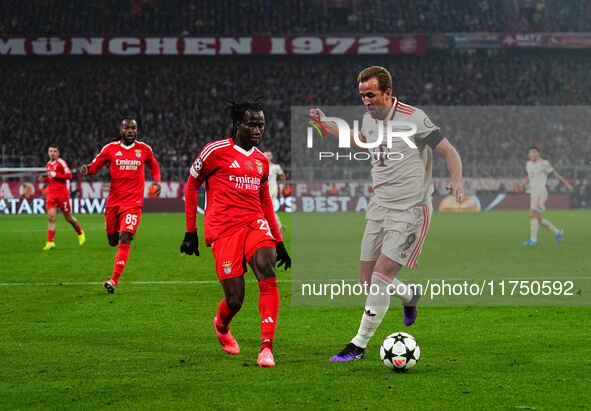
left=45, top=158, right=72, bottom=196
left=185, top=138, right=282, bottom=246
left=86, top=140, right=161, bottom=208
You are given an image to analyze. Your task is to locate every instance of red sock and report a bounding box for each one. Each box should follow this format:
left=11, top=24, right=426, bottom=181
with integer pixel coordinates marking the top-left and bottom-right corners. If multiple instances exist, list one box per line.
left=216, top=299, right=239, bottom=333
left=48, top=230, right=55, bottom=242
left=73, top=224, right=82, bottom=235
left=110, top=243, right=130, bottom=286
left=258, top=277, right=279, bottom=350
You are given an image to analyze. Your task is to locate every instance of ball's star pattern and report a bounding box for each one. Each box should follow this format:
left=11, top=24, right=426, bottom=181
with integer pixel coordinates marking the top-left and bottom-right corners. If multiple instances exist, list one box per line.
left=391, top=333, right=407, bottom=344
left=402, top=347, right=416, bottom=362
left=382, top=345, right=396, bottom=363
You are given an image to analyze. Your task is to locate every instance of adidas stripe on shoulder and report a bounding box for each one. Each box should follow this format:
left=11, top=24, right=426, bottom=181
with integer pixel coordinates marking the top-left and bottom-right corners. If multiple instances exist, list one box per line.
left=91, top=141, right=119, bottom=163
left=200, top=139, right=231, bottom=162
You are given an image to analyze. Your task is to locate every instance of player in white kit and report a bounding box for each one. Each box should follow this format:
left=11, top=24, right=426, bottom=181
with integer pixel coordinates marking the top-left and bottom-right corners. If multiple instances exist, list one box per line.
left=263, top=151, right=286, bottom=236
left=310, top=66, right=464, bottom=362
left=519, top=146, right=572, bottom=245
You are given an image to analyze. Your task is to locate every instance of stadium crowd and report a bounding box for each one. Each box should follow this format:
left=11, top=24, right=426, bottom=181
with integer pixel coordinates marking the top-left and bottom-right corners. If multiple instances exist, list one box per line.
left=2, top=51, right=591, bottom=182
left=2, top=0, right=591, bottom=35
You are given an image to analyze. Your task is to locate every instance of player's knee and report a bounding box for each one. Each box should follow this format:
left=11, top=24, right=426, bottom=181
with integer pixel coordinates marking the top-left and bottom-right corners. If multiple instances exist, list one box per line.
left=257, top=258, right=276, bottom=279
left=119, top=232, right=133, bottom=244
left=226, top=297, right=243, bottom=311
left=252, top=249, right=276, bottom=279
left=108, top=234, right=118, bottom=247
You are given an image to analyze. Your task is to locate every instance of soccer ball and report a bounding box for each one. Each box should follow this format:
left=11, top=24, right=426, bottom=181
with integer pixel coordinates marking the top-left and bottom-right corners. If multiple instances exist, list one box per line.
left=380, top=332, right=420, bottom=372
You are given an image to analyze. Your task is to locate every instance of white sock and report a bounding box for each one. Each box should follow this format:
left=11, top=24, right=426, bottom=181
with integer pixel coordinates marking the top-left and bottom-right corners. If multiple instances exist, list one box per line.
left=391, top=278, right=413, bottom=305
left=351, top=273, right=390, bottom=349
left=541, top=218, right=559, bottom=234
left=530, top=218, right=539, bottom=242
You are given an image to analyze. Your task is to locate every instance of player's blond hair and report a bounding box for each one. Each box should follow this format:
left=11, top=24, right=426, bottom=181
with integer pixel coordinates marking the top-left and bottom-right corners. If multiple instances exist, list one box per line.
left=357, top=66, right=392, bottom=93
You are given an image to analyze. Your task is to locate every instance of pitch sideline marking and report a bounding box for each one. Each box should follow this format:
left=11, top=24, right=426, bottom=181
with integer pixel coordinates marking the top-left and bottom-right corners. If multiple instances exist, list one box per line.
left=0, top=277, right=589, bottom=287
left=0, top=280, right=296, bottom=287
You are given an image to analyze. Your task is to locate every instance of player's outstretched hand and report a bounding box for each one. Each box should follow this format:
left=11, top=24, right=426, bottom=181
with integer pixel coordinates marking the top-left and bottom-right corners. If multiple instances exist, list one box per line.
left=180, top=231, right=200, bottom=256
left=79, top=164, right=90, bottom=175
left=275, top=241, right=291, bottom=270
left=309, top=107, right=325, bottom=121
left=446, top=180, right=464, bottom=203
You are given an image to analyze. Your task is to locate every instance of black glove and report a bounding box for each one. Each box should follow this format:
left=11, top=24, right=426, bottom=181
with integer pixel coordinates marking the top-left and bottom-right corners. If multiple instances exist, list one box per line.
left=180, top=231, right=199, bottom=256
left=275, top=241, right=291, bottom=270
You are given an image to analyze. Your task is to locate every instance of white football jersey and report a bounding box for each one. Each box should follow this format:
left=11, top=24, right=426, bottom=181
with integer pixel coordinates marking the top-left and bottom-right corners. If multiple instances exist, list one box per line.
left=268, top=162, right=284, bottom=199
left=526, top=159, right=554, bottom=193
left=361, top=98, right=439, bottom=211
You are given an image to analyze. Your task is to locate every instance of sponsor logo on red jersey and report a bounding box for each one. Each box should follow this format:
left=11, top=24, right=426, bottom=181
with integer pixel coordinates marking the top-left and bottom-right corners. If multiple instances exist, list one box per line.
left=115, top=159, right=142, bottom=170
left=228, top=175, right=261, bottom=191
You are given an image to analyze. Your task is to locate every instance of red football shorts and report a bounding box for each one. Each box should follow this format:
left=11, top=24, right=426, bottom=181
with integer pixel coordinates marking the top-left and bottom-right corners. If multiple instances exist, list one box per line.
left=46, top=194, right=71, bottom=213
left=105, top=206, right=142, bottom=235
left=211, top=220, right=276, bottom=281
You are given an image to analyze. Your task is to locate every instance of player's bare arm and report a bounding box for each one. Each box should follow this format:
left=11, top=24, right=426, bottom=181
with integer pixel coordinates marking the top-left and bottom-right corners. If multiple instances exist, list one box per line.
left=519, top=176, right=530, bottom=191
left=435, top=138, right=464, bottom=202
left=309, top=107, right=367, bottom=149
left=552, top=170, right=573, bottom=192
left=279, top=172, right=287, bottom=195
left=310, top=75, right=395, bottom=150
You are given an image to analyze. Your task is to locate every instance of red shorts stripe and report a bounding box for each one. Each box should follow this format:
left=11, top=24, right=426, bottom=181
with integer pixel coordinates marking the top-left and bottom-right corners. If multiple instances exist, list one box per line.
left=406, top=204, right=430, bottom=269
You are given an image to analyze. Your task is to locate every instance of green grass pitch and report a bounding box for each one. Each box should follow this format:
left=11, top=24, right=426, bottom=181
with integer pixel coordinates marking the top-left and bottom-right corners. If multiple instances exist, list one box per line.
left=1, top=210, right=590, bottom=410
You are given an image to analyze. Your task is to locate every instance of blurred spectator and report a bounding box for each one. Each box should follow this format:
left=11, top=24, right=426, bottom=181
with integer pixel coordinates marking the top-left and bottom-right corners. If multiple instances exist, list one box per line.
left=1, top=51, right=591, bottom=180
left=3, top=0, right=591, bottom=35
left=572, top=181, right=590, bottom=208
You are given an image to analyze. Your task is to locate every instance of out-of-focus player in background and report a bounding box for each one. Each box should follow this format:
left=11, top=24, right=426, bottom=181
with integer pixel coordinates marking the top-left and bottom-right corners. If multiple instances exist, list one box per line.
left=41, top=145, right=85, bottom=250
left=519, top=146, right=572, bottom=245
left=263, top=151, right=287, bottom=237
left=310, top=66, right=464, bottom=362
left=181, top=101, right=291, bottom=367
left=80, top=119, right=161, bottom=294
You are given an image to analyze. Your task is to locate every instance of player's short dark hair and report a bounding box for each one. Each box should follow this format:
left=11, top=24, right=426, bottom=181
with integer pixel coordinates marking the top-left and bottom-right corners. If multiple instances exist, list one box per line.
left=48, top=144, right=59, bottom=150
left=357, top=66, right=392, bottom=93
left=226, top=99, right=264, bottom=137
left=529, top=145, right=540, bottom=152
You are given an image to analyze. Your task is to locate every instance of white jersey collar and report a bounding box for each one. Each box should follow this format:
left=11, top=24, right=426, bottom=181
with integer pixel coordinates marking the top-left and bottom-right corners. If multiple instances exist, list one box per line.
left=233, top=145, right=255, bottom=156
left=385, top=97, right=398, bottom=120
left=120, top=141, right=136, bottom=149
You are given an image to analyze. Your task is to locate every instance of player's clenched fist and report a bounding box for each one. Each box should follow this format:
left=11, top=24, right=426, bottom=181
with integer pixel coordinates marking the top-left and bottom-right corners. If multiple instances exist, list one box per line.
left=79, top=164, right=90, bottom=175
left=275, top=241, right=291, bottom=270
left=309, top=107, right=325, bottom=121
left=180, top=231, right=200, bottom=256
